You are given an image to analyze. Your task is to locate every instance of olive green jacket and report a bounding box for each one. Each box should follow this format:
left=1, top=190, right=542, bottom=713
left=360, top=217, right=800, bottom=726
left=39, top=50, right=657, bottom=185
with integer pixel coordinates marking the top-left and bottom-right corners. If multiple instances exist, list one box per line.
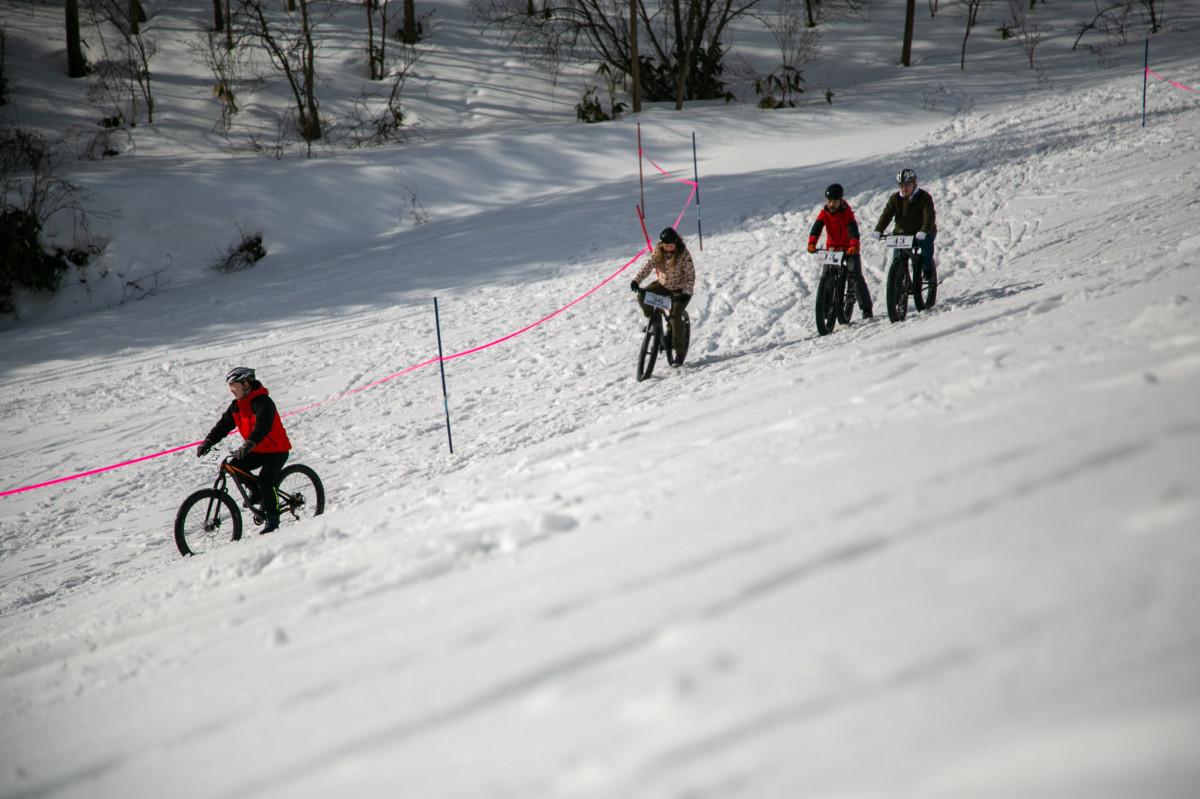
left=874, top=187, right=937, bottom=236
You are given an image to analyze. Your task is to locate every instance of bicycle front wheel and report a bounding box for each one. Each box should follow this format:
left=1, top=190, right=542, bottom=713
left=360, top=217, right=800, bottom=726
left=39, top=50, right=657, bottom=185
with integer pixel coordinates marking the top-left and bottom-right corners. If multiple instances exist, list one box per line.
left=815, top=269, right=838, bottom=336
left=277, top=464, right=325, bottom=522
left=886, top=255, right=910, bottom=324
left=175, top=489, right=242, bottom=556
left=637, top=318, right=659, bottom=381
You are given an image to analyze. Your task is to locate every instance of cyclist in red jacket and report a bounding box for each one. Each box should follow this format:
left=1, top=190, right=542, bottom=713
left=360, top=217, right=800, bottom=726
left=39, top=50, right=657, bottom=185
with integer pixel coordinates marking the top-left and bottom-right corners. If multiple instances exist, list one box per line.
left=196, top=366, right=292, bottom=534
left=807, top=183, right=873, bottom=319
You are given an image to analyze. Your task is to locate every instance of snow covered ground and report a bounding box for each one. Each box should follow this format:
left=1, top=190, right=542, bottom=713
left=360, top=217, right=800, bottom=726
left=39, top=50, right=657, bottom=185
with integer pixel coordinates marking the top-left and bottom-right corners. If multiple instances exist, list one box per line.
left=2, top=0, right=1199, bottom=796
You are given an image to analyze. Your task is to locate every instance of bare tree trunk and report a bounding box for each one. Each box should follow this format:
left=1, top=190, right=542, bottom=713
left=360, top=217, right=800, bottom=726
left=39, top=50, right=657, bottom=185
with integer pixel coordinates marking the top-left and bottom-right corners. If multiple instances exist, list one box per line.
left=403, top=0, right=417, bottom=44
left=672, top=0, right=688, bottom=109
left=901, top=0, right=916, bottom=66
left=212, top=0, right=225, bottom=31
left=66, top=0, right=88, bottom=77
left=299, top=0, right=321, bottom=141
left=1141, top=0, right=1160, bottom=33
left=804, top=0, right=817, bottom=27
left=959, top=0, right=983, bottom=69
left=365, top=0, right=379, bottom=78
left=130, top=0, right=147, bottom=34
left=629, top=0, right=641, bottom=112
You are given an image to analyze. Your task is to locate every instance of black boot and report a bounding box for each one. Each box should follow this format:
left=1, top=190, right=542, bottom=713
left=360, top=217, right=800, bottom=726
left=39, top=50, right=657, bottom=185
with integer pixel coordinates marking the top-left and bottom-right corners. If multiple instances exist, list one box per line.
left=260, top=513, right=280, bottom=534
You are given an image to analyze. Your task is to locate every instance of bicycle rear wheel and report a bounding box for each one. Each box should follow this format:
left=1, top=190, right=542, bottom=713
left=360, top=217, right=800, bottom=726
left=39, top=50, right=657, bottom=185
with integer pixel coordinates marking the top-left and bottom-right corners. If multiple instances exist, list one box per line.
left=667, top=310, right=691, bottom=368
left=915, top=257, right=937, bottom=310
left=840, top=270, right=856, bottom=324
left=175, top=489, right=242, bottom=556
left=637, top=316, right=659, bottom=381
left=277, top=464, right=325, bottom=522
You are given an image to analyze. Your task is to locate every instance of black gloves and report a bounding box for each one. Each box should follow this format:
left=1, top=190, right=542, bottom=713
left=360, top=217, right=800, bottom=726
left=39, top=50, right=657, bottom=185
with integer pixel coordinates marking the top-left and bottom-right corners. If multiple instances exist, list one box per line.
left=234, top=442, right=253, bottom=460
left=196, top=441, right=212, bottom=458
left=679, top=293, right=692, bottom=308
left=630, top=280, right=640, bottom=293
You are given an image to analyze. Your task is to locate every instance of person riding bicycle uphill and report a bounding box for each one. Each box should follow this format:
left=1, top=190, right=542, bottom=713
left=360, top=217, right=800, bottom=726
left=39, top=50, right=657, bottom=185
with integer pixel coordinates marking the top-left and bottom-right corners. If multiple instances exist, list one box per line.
left=196, top=367, right=292, bottom=534
left=630, top=227, right=695, bottom=363
left=872, top=168, right=937, bottom=280
left=808, top=183, right=873, bottom=319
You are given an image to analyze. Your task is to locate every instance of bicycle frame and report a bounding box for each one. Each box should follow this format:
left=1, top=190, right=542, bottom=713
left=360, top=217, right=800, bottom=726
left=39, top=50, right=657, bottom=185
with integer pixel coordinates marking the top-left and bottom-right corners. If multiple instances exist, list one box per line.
left=201, top=453, right=300, bottom=513
left=814, top=249, right=858, bottom=335
left=636, top=288, right=690, bottom=380
left=883, top=234, right=937, bottom=322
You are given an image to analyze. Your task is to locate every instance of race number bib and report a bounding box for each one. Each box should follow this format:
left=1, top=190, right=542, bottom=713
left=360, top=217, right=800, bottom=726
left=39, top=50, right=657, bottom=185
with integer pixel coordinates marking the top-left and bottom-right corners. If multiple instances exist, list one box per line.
left=817, top=250, right=844, bottom=266
left=884, top=235, right=915, bottom=249
left=643, top=292, right=672, bottom=312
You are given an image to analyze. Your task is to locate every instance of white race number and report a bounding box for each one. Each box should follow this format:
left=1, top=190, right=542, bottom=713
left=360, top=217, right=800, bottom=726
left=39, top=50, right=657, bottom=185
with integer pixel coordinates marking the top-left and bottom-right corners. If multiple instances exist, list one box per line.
left=643, top=292, right=672, bottom=312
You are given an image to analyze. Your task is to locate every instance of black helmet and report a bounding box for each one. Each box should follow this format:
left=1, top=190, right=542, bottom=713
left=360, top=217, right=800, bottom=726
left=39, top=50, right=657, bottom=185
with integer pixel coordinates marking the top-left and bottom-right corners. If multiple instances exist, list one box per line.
left=825, top=183, right=844, bottom=201
left=226, top=366, right=255, bottom=385
left=659, top=227, right=681, bottom=246
left=896, top=168, right=917, bottom=185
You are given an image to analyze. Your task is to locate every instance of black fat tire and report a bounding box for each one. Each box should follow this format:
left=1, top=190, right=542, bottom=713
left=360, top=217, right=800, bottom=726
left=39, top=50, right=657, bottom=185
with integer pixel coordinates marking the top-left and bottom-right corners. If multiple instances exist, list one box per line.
left=277, top=464, right=325, bottom=522
left=914, top=258, right=937, bottom=311
left=666, top=310, right=691, bottom=368
left=815, top=268, right=839, bottom=336
left=175, top=488, right=242, bottom=556
left=840, top=269, right=856, bottom=325
left=886, top=254, right=910, bottom=324
left=637, top=316, right=659, bottom=381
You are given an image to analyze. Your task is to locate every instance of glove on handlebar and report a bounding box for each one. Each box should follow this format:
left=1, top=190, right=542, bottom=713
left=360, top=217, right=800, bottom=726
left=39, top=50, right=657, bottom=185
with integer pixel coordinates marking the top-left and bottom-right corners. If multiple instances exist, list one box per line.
left=915, top=231, right=927, bottom=241
left=196, top=441, right=212, bottom=458
left=630, top=280, right=640, bottom=293
left=871, top=230, right=882, bottom=240
left=807, top=243, right=816, bottom=253
left=234, top=442, right=253, bottom=461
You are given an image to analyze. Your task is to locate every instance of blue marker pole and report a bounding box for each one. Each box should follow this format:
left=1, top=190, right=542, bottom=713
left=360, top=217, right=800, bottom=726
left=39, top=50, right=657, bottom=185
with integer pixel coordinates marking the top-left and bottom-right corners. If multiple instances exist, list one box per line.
left=692, top=132, right=703, bottom=251
left=1142, top=39, right=1149, bottom=127
left=434, top=297, right=454, bottom=454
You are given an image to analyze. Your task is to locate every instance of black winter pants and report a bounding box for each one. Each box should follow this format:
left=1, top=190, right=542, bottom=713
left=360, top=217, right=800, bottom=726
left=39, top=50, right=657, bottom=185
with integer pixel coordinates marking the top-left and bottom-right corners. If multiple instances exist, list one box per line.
left=845, top=254, right=873, bottom=314
left=230, top=450, right=289, bottom=514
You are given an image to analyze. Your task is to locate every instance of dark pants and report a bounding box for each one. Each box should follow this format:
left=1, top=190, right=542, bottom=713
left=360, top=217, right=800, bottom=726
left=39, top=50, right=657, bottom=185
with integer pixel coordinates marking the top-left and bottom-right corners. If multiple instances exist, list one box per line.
left=638, top=282, right=691, bottom=357
left=231, top=450, right=289, bottom=514
left=845, top=254, right=873, bottom=314
left=914, top=230, right=936, bottom=275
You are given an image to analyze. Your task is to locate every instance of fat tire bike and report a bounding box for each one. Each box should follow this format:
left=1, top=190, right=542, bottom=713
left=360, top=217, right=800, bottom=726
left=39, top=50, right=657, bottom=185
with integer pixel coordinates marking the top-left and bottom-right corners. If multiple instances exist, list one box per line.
left=814, top=249, right=860, bottom=336
left=883, top=234, right=938, bottom=324
left=636, top=289, right=691, bottom=382
left=174, top=452, right=325, bottom=556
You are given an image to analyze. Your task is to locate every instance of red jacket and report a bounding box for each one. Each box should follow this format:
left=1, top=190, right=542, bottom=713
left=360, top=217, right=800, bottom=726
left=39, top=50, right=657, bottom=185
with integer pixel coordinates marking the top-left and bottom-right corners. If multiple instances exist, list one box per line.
left=808, top=202, right=861, bottom=251
left=204, top=383, right=292, bottom=453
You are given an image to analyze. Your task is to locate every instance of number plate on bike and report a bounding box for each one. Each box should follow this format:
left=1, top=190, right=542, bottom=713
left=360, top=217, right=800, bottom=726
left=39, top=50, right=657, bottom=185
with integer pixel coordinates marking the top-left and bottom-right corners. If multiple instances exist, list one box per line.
left=643, top=292, right=672, bottom=312
left=817, top=250, right=844, bottom=266
left=201, top=450, right=225, bottom=468
left=884, top=235, right=915, bottom=249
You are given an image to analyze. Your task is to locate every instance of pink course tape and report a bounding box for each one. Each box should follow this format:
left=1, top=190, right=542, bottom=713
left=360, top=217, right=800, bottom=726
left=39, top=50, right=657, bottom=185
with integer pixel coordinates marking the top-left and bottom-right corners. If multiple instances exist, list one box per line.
left=3, top=151, right=698, bottom=498
left=1146, top=68, right=1196, bottom=92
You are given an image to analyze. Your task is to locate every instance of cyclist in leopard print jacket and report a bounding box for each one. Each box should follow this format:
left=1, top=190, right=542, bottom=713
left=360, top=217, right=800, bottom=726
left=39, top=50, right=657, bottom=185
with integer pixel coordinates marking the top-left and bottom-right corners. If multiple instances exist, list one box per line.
left=630, top=227, right=695, bottom=358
